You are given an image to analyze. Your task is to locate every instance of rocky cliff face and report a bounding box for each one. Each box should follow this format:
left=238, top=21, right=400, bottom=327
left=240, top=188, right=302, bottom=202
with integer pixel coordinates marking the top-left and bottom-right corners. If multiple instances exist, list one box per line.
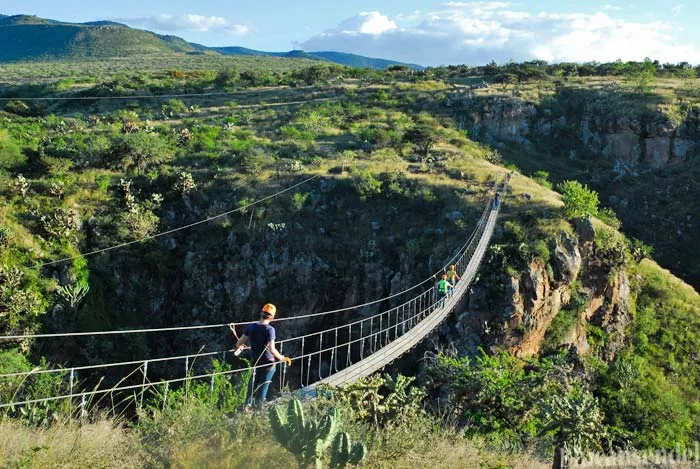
left=441, top=218, right=631, bottom=361
left=459, top=93, right=700, bottom=175
left=449, top=89, right=700, bottom=290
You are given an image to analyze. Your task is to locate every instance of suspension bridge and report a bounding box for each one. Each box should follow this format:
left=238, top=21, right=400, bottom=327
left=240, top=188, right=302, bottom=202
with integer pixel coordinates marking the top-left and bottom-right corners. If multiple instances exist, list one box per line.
left=0, top=177, right=507, bottom=413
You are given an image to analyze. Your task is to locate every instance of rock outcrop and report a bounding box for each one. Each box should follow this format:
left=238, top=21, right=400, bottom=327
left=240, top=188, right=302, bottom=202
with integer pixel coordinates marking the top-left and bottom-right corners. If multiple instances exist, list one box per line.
left=444, top=222, right=632, bottom=362
left=456, top=93, right=700, bottom=175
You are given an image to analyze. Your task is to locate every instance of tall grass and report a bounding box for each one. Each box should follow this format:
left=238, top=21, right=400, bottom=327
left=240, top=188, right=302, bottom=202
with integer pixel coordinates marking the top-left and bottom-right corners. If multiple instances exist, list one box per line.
left=0, top=417, right=141, bottom=468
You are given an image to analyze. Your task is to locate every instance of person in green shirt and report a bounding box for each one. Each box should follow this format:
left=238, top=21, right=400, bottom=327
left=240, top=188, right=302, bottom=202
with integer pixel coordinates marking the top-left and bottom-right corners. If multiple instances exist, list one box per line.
left=437, top=274, right=453, bottom=306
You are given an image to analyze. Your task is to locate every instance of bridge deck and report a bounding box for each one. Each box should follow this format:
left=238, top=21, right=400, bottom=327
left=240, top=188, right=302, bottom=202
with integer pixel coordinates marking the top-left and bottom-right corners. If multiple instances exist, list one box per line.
left=302, top=206, right=499, bottom=394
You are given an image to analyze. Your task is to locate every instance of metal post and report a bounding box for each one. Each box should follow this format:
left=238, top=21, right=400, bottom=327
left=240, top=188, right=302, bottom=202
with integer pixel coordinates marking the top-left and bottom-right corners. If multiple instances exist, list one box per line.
left=140, top=360, right=148, bottom=410
left=402, top=303, right=407, bottom=335
left=346, top=324, right=352, bottom=367
left=360, top=321, right=365, bottom=359
left=333, top=328, right=339, bottom=372
left=385, top=311, right=390, bottom=345
left=185, top=356, right=189, bottom=399
left=306, top=350, right=312, bottom=386
left=249, top=368, right=257, bottom=406
left=69, top=368, right=75, bottom=420
left=279, top=342, right=285, bottom=392
left=162, top=382, right=169, bottom=410
left=80, top=393, right=87, bottom=420
left=395, top=307, right=399, bottom=339
left=318, top=333, right=323, bottom=378
left=300, top=337, right=305, bottom=387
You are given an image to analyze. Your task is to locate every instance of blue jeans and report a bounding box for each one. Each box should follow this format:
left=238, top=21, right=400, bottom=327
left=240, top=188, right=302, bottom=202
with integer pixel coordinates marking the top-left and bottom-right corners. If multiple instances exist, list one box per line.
left=247, top=364, right=276, bottom=406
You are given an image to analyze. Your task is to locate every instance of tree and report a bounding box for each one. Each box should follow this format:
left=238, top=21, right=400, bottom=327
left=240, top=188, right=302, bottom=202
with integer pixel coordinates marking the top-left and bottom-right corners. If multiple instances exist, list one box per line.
left=541, top=383, right=605, bottom=469
left=633, top=58, right=657, bottom=94
left=109, top=132, right=172, bottom=174
left=404, top=114, right=443, bottom=162
left=560, top=180, right=599, bottom=219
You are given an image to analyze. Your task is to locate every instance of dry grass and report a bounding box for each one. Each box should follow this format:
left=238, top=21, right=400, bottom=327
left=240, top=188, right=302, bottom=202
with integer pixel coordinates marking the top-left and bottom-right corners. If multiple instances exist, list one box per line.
left=366, top=436, right=549, bottom=469
left=0, top=418, right=141, bottom=468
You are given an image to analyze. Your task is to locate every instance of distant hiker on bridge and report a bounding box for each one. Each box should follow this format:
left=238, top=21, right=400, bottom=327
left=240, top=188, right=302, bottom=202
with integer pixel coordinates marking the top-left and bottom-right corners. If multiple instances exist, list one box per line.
left=437, top=274, right=453, bottom=305
left=232, top=303, right=292, bottom=406
left=446, top=264, right=461, bottom=292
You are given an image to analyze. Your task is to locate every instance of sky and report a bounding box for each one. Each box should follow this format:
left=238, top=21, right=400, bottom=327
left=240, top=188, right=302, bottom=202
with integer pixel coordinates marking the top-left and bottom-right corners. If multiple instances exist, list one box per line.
left=2, top=0, right=700, bottom=66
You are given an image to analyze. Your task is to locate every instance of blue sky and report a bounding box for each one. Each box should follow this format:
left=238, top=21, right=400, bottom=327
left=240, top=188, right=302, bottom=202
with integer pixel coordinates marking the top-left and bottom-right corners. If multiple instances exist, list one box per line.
left=3, top=1, right=699, bottom=65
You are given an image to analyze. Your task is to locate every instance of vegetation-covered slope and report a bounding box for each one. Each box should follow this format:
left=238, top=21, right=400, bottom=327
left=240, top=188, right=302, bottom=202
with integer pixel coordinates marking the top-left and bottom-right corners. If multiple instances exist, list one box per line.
left=0, top=58, right=699, bottom=467
left=0, top=16, right=204, bottom=61
left=212, top=46, right=424, bottom=70
left=0, top=14, right=420, bottom=69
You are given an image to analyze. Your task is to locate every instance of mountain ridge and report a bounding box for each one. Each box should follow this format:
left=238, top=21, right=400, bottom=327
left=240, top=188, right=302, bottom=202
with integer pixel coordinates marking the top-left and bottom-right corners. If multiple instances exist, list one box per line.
left=211, top=46, right=423, bottom=69
left=0, top=14, right=421, bottom=69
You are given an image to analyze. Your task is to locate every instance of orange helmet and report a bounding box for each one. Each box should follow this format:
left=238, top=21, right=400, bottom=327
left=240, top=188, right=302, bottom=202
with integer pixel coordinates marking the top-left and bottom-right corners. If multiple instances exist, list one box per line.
left=262, top=303, right=277, bottom=318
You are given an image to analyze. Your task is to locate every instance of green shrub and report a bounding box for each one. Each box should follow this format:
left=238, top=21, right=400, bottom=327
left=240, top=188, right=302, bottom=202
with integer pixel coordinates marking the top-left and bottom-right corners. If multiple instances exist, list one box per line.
left=532, top=239, right=551, bottom=262
left=291, top=192, right=310, bottom=211
left=532, top=170, right=552, bottom=189
left=543, top=308, right=578, bottom=351
left=352, top=170, right=382, bottom=200
left=0, top=129, right=25, bottom=170
left=559, top=180, right=599, bottom=219
left=425, top=350, right=550, bottom=442
left=0, top=351, right=68, bottom=426
left=594, top=227, right=629, bottom=271
left=108, top=132, right=173, bottom=174
left=0, top=225, right=10, bottom=248
left=597, top=207, right=621, bottom=229
left=3, top=100, right=37, bottom=117
left=161, top=99, right=187, bottom=117
left=628, top=238, right=653, bottom=262
left=320, top=374, right=425, bottom=429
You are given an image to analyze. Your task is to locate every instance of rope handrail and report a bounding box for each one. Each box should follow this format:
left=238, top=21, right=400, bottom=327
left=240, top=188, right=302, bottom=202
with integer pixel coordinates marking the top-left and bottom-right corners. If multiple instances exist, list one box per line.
left=0, top=349, right=224, bottom=379
left=35, top=174, right=320, bottom=269
left=0, top=294, right=431, bottom=409
left=0, top=226, right=474, bottom=379
left=0, top=288, right=432, bottom=380
left=0, top=192, right=492, bottom=342
left=0, top=181, right=505, bottom=410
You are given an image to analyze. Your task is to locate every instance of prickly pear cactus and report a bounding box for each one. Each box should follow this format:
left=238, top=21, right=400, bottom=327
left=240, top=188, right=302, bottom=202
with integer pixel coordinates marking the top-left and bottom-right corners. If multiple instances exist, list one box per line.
left=329, top=432, right=367, bottom=469
left=269, top=398, right=343, bottom=469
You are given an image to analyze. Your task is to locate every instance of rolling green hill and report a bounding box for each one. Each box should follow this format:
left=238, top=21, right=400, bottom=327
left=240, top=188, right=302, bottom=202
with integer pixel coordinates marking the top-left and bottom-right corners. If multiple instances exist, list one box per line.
left=211, top=46, right=424, bottom=70
left=0, top=15, right=203, bottom=60
left=0, top=14, right=422, bottom=69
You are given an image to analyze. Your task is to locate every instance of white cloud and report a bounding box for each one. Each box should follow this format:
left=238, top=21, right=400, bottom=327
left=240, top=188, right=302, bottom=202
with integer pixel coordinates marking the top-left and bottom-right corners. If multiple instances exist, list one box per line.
left=327, top=11, right=397, bottom=36
left=229, top=24, right=250, bottom=36
left=299, top=3, right=700, bottom=66
left=122, top=14, right=248, bottom=35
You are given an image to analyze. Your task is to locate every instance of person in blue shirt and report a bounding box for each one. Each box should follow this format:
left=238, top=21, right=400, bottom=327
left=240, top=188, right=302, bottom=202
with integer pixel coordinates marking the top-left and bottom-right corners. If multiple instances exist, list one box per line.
left=233, top=303, right=291, bottom=406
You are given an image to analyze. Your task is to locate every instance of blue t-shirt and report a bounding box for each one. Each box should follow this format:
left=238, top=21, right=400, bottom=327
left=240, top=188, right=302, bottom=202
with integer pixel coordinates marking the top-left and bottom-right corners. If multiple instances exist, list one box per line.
left=244, top=322, right=276, bottom=364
